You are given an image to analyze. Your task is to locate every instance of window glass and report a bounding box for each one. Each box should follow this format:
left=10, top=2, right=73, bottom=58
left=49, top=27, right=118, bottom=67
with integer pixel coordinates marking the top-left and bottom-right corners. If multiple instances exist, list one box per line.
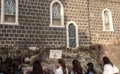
left=4, top=0, right=16, bottom=22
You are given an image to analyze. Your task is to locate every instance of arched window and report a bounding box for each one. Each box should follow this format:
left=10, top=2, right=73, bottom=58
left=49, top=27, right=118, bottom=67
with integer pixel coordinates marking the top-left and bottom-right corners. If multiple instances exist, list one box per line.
left=66, top=21, right=79, bottom=48
left=50, top=0, right=64, bottom=27
left=102, top=8, right=114, bottom=31
left=0, top=0, right=18, bottom=24
left=0, top=0, right=1, bottom=21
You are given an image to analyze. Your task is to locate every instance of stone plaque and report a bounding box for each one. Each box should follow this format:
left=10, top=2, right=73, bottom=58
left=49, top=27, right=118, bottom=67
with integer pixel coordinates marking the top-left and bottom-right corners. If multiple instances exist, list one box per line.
left=49, top=50, right=62, bottom=59
left=28, top=47, right=36, bottom=51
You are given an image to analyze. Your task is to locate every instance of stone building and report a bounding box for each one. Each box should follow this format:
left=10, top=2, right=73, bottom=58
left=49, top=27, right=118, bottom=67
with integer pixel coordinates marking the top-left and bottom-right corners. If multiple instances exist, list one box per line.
left=0, top=0, right=120, bottom=49
left=0, top=0, right=120, bottom=72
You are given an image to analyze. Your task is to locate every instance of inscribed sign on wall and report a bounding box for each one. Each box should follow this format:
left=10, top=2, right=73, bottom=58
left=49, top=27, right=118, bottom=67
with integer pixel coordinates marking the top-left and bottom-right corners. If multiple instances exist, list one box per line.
left=49, top=50, right=62, bottom=59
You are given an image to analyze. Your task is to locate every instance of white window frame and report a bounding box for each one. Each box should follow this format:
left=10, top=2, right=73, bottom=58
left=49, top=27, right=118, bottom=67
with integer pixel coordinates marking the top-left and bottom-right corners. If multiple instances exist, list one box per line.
left=66, top=21, right=79, bottom=48
left=0, top=0, right=18, bottom=25
left=102, top=8, right=114, bottom=31
left=50, top=0, right=64, bottom=27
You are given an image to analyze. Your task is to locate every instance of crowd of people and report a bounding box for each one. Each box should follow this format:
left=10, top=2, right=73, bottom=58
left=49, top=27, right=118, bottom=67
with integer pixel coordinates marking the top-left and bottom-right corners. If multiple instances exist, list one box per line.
left=0, top=56, right=119, bottom=74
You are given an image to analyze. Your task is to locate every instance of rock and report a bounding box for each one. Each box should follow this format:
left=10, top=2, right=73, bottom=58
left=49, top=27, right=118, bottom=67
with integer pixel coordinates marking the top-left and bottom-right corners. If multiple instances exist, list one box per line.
left=102, top=38, right=120, bottom=71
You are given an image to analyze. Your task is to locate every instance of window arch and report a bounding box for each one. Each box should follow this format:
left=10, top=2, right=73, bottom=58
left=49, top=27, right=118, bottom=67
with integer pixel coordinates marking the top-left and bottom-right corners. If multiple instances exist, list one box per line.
left=66, top=21, right=79, bottom=48
left=0, top=0, right=18, bottom=24
left=50, top=0, right=64, bottom=27
left=102, top=8, right=114, bottom=31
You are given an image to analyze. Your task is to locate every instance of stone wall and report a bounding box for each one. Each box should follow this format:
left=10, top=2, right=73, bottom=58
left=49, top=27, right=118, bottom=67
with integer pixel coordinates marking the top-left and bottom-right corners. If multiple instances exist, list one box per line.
left=0, top=0, right=66, bottom=48
left=0, top=0, right=120, bottom=48
left=64, top=0, right=90, bottom=46
left=101, top=38, right=120, bottom=71
left=88, top=0, right=120, bottom=71
left=0, top=0, right=89, bottom=48
left=89, top=0, right=120, bottom=44
left=36, top=45, right=103, bottom=74
left=0, top=39, right=120, bottom=74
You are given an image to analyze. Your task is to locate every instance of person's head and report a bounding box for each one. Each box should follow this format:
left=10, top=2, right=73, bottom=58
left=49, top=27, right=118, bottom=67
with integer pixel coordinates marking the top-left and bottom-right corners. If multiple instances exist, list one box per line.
left=87, top=62, right=97, bottom=74
left=32, top=60, right=43, bottom=74
left=5, top=58, right=13, bottom=66
left=72, top=59, right=83, bottom=74
left=87, top=62, right=94, bottom=69
left=0, top=57, right=2, bottom=63
left=58, top=59, right=66, bottom=74
left=103, top=56, right=113, bottom=66
left=13, top=58, right=21, bottom=68
left=72, top=59, right=80, bottom=66
left=58, top=59, right=66, bottom=67
left=1, top=62, right=8, bottom=73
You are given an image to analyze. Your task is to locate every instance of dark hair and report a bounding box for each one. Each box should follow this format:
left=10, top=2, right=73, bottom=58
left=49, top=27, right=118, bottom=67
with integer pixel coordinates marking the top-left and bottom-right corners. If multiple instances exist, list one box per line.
left=87, top=62, right=97, bottom=74
left=58, top=59, right=67, bottom=74
left=103, top=56, right=113, bottom=66
left=72, top=59, right=83, bottom=74
left=1, top=62, right=9, bottom=74
left=5, top=58, right=13, bottom=66
left=14, top=58, right=21, bottom=65
left=0, top=57, right=2, bottom=63
left=32, top=60, right=43, bottom=74
left=0, top=57, right=2, bottom=61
